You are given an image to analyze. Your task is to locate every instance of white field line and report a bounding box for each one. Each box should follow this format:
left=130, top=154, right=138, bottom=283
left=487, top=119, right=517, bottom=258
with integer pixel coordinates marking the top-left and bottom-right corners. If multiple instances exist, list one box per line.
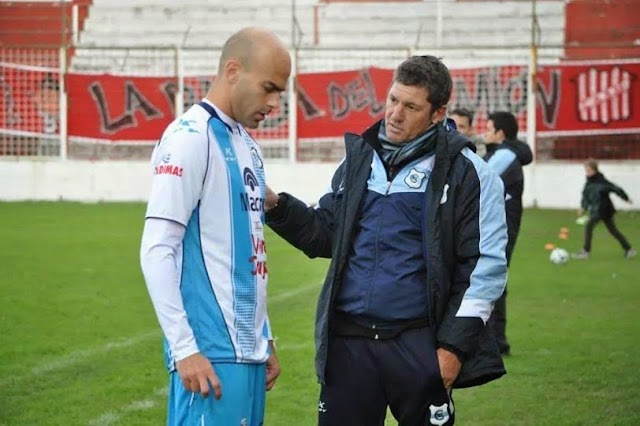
left=86, top=340, right=315, bottom=426
left=87, top=387, right=167, bottom=426
left=85, top=284, right=320, bottom=426
left=2, top=283, right=320, bottom=388
left=0, top=330, right=161, bottom=388
left=269, top=283, right=319, bottom=303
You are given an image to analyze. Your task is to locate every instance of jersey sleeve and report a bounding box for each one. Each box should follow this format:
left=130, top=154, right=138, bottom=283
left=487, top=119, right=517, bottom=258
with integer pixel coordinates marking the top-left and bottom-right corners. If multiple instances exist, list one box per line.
left=145, top=127, right=209, bottom=226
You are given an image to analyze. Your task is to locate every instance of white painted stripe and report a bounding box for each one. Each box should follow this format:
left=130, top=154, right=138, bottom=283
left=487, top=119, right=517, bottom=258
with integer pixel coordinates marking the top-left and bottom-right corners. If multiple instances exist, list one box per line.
left=87, top=388, right=165, bottom=426
left=0, top=61, right=59, bottom=72
left=0, top=330, right=160, bottom=388
left=269, top=283, right=319, bottom=303
left=2, top=283, right=321, bottom=391
left=83, top=285, right=320, bottom=426
left=276, top=342, right=314, bottom=351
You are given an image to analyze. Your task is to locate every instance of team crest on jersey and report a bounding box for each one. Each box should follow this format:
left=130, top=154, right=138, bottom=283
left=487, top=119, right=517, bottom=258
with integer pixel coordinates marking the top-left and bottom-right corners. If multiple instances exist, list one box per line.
left=162, top=153, right=171, bottom=163
left=250, top=146, right=264, bottom=169
left=405, top=168, right=426, bottom=189
left=429, top=403, right=450, bottom=425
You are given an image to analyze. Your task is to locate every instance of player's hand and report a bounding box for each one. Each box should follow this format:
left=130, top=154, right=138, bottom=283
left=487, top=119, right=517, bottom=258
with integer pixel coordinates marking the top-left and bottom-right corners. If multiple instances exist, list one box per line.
left=265, top=342, right=281, bottom=391
left=176, top=353, right=222, bottom=399
left=265, top=185, right=280, bottom=212
left=437, top=348, right=462, bottom=390
left=626, top=198, right=633, bottom=205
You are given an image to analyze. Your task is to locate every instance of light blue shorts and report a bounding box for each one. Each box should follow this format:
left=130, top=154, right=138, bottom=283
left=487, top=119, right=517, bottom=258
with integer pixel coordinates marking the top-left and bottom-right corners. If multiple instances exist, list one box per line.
left=167, top=362, right=266, bottom=426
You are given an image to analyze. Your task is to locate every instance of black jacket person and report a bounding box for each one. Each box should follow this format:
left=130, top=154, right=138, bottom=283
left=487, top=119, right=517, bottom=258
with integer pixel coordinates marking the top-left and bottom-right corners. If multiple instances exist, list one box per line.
left=573, top=160, right=635, bottom=259
left=483, top=111, right=533, bottom=355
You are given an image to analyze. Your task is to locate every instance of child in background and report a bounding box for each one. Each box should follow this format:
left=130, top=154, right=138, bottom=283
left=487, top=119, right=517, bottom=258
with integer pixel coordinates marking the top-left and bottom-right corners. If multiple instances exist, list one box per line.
left=572, top=159, right=636, bottom=259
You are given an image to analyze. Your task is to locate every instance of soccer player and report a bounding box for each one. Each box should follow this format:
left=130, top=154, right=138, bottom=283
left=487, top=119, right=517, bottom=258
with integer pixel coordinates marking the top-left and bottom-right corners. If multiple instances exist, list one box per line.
left=140, top=27, right=291, bottom=426
left=265, top=56, right=508, bottom=425
left=483, top=111, right=533, bottom=355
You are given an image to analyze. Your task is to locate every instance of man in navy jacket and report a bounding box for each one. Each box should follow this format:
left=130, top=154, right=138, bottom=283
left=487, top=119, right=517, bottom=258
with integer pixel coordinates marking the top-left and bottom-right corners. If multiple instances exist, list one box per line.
left=266, top=56, right=508, bottom=425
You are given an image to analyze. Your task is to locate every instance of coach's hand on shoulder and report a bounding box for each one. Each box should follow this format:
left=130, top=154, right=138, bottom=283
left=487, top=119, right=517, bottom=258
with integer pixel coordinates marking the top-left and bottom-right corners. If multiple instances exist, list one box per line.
left=176, top=353, right=222, bottom=399
left=265, top=185, right=280, bottom=212
left=437, top=348, right=462, bottom=390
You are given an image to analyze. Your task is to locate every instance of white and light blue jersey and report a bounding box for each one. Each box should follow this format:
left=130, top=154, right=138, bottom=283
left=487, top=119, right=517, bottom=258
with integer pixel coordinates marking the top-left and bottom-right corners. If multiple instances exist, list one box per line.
left=145, top=100, right=270, bottom=369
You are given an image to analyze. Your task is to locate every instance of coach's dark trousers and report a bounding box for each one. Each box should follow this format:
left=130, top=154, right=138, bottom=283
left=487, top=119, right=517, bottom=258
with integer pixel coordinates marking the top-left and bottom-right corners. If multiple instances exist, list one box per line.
left=584, top=216, right=631, bottom=253
left=318, top=326, right=454, bottom=426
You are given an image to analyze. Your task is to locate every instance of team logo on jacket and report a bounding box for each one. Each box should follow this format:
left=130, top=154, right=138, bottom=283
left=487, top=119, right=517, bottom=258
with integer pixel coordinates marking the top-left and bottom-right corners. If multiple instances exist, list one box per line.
left=429, top=403, right=450, bottom=425
left=405, top=168, right=426, bottom=189
left=440, top=184, right=450, bottom=205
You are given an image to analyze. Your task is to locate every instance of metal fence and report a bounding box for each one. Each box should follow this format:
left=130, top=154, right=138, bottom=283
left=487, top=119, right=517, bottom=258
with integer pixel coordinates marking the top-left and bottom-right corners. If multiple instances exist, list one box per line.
left=2, top=45, right=639, bottom=162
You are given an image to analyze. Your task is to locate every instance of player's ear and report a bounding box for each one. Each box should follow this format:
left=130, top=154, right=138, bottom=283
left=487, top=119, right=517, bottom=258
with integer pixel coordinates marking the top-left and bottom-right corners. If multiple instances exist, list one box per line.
left=224, top=59, right=242, bottom=84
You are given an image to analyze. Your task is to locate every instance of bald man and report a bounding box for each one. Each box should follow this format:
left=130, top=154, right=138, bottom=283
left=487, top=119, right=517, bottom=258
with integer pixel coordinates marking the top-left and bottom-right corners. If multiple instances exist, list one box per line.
left=140, top=27, right=291, bottom=426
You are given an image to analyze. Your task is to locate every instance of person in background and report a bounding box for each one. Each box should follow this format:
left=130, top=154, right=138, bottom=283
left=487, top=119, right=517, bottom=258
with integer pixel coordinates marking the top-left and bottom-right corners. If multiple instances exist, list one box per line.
left=483, top=111, right=533, bottom=356
left=35, top=72, right=60, bottom=135
left=572, top=159, right=636, bottom=260
left=450, top=107, right=486, bottom=157
left=140, top=27, right=291, bottom=426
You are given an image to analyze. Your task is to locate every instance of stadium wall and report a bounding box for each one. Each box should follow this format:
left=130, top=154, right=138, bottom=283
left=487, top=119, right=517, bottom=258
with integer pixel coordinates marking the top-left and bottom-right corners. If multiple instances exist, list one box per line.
left=1, top=160, right=638, bottom=211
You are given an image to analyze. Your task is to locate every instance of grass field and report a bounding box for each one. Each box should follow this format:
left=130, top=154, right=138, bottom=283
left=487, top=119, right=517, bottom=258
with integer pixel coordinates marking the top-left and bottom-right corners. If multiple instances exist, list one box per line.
left=0, top=202, right=639, bottom=425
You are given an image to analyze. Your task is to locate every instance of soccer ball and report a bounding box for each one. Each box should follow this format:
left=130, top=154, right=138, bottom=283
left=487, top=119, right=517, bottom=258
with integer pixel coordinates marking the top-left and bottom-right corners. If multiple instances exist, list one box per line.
left=549, top=247, right=569, bottom=265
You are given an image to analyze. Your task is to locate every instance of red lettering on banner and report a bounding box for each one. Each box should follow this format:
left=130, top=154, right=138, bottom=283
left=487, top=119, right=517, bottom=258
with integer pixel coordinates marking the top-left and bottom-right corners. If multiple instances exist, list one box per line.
left=327, top=69, right=384, bottom=120
left=4, top=61, right=633, bottom=143
left=449, top=66, right=529, bottom=134
left=154, top=165, right=183, bottom=177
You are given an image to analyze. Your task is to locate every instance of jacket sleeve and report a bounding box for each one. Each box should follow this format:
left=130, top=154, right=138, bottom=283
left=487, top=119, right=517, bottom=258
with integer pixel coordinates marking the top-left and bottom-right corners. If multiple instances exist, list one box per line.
left=265, top=162, right=345, bottom=259
left=437, top=153, right=508, bottom=359
left=605, top=180, right=630, bottom=202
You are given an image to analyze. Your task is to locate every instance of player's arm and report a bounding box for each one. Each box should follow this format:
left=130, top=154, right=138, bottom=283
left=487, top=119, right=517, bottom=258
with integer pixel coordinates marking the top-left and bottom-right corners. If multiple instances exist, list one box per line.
left=436, top=153, right=508, bottom=373
left=140, top=218, right=195, bottom=359
left=140, top=127, right=220, bottom=398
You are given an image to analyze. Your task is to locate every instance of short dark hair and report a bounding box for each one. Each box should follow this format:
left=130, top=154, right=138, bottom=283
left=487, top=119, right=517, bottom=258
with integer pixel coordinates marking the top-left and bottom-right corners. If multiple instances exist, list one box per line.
left=394, top=55, right=452, bottom=112
left=451, top=108, right=474, bottom=126
left=488, top=111, right=518, bottom=140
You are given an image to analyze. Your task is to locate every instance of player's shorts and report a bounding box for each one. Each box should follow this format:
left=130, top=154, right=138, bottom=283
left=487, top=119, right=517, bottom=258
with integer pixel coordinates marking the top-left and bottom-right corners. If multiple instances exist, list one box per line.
left=167, top=362, right=266, bottom=426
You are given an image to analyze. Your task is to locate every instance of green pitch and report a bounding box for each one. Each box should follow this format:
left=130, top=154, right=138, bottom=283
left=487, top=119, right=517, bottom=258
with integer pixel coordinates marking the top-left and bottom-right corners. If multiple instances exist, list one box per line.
left=0, top=202, right=638, bottom=425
